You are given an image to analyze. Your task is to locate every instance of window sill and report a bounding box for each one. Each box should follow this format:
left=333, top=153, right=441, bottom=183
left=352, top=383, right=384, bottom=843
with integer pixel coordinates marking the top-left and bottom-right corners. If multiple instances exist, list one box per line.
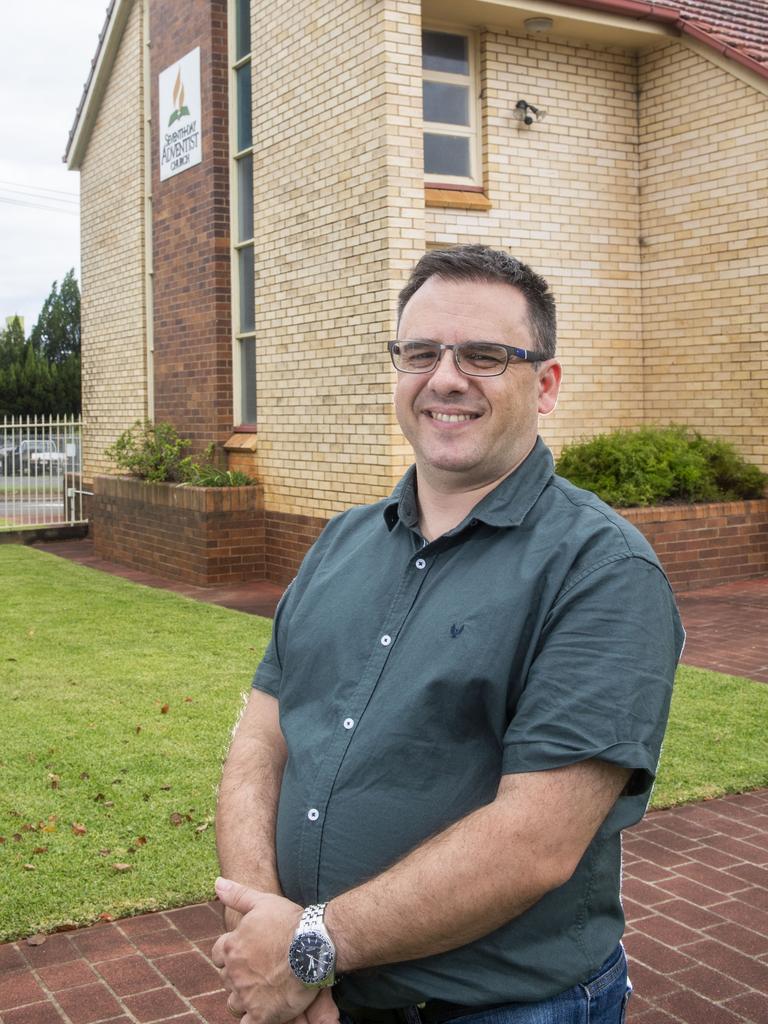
left=224, top=431, right=258, bottom=452
left=425, top=187, right=492, bottom=211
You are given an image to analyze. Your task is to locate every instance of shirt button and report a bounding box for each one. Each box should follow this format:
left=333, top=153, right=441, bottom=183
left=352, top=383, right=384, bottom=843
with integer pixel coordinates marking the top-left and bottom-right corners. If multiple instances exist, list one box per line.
left=307, top=808, right=320, bottom=821
left=381, top=634, right=392, bottom=646
left=415, top=558, right=426, bottom=569
left=343, top=717, right=355, bottom=730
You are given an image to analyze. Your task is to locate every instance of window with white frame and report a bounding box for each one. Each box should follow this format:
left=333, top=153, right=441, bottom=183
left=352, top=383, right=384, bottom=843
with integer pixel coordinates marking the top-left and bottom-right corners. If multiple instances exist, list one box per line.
left=422, top=29, right=481, bottom=187
left=230, top=0, right=256, bottom=425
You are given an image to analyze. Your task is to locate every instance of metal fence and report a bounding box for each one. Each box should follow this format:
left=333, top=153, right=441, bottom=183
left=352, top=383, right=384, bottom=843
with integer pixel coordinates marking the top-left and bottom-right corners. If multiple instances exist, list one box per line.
left=0, top=415, right=86, bottom=530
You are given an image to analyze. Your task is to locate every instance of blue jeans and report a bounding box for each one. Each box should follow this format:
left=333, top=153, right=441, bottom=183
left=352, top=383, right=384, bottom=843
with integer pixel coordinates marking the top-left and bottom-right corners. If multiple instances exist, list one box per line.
left=340, top=945, right=631, bottom=1024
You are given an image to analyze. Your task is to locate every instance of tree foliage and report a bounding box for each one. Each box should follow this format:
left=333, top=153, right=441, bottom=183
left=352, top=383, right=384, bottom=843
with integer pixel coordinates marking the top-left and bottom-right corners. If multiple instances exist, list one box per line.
left=29, top=270, right=81, bottom=365
left=0, top=273, right=81, bottom=416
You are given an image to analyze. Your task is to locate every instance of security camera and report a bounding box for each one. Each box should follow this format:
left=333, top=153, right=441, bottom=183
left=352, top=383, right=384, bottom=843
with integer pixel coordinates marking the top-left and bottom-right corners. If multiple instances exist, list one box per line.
left=514, top=99, right=546, bottom=125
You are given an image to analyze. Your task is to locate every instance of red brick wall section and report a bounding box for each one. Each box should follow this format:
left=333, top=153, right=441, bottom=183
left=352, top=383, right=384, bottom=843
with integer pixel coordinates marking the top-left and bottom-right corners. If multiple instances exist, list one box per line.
left=89, top=482, right=767, bottom=594
left=621, top=500, right=768, bottom=593
left=150, top=0, right=232, bottom=450
left=92, top=476, right=265, bottom=586
left=265, top=511, right=327, bottom=586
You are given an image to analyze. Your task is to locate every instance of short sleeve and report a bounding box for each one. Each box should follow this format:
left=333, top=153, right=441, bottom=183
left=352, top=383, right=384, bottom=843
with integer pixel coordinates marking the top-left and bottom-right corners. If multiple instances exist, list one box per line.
left=502, top=555, right=684, bottom=827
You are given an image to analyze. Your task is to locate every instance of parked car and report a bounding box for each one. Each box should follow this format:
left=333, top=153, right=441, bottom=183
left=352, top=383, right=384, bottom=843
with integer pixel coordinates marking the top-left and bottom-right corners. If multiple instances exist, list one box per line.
left=2, top=440, right=67, bottom=474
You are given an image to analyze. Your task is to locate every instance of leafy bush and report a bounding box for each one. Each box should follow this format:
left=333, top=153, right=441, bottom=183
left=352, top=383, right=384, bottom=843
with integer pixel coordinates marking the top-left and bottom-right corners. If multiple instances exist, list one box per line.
left=106, top=426, right=256, bottom=487
left=556, top=426, right=766, bottom=507
left=105, top=421, right=189, bottom=483
left=179, top=444, right=255, bottom=487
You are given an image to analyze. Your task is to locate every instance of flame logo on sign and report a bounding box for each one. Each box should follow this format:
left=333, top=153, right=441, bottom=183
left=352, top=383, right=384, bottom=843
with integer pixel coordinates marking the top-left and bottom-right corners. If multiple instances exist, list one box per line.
left=168, top=68, right=191, bottom=126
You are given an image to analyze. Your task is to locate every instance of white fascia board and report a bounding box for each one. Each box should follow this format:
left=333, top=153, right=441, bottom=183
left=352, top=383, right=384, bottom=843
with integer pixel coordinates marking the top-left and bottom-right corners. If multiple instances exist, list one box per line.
left=65, top=0, right=135, bottom=170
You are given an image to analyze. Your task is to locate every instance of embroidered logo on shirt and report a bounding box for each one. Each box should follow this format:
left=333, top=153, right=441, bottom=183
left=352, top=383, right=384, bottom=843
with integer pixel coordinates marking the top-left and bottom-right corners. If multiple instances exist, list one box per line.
left=450, top=623, right=465, bottom=638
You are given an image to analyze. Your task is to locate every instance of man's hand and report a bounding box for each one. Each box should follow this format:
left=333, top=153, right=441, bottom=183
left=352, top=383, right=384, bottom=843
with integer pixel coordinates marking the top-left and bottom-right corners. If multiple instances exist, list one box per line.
left=212, top=878, right=338, bottom=1024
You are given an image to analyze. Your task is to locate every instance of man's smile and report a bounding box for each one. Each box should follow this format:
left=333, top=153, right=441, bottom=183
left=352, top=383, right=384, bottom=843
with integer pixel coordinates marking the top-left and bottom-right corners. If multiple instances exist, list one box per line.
left=424, top=410, right=481, bottom=423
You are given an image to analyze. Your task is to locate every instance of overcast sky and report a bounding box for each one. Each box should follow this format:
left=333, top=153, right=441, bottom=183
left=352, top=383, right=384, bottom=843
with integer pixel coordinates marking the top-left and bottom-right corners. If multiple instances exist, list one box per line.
left=0, top=1, right=108, bottom=332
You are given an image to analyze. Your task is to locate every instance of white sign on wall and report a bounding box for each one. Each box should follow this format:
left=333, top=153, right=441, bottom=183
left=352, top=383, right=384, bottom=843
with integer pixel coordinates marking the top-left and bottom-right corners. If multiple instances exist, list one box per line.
left=159, top=47, right=202, bottom=181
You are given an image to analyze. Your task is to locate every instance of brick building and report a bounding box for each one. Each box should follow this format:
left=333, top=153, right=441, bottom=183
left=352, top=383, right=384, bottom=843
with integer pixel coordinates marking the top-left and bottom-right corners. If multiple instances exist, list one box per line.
left=65, top=0, right=768, bottom=583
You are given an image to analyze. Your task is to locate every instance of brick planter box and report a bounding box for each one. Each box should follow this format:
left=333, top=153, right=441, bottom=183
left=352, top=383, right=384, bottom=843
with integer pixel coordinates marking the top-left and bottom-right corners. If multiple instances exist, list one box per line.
left=620, top=499, right=768, bottom=592
left=92, top=475, right=265, bottom=586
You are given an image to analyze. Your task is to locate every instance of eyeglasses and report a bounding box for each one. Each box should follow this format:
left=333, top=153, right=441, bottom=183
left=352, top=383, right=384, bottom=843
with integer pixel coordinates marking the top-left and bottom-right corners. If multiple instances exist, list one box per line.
left=388, top=339, right=549, bottom=377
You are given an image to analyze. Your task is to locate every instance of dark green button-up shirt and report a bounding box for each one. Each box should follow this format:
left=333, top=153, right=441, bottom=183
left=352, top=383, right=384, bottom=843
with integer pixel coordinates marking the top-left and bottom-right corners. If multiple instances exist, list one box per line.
left=253, top=439, right=683, bottom=1007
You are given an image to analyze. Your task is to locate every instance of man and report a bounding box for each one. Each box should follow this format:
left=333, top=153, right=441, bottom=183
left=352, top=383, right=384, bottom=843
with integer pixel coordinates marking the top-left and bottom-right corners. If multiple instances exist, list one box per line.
left=212, top=246, right=683, bottom=1024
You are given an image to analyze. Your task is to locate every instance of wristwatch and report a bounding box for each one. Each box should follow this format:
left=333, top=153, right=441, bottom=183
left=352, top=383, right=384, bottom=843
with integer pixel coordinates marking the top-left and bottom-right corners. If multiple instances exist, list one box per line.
left=288, top=903, right=337, bottom=987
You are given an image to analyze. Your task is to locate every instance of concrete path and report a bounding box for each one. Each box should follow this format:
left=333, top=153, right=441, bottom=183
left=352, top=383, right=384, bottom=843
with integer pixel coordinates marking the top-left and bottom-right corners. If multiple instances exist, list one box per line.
left=1, top=539, right=765, bottom=1022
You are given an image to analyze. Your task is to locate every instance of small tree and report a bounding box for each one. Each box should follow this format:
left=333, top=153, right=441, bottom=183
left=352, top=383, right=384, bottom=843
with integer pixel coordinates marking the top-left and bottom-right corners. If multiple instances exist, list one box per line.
left=0, top=316, right=26, bottom=372
left=0, top=275, right=82, bottom=416
left=29, top=269, right=81, bottom=364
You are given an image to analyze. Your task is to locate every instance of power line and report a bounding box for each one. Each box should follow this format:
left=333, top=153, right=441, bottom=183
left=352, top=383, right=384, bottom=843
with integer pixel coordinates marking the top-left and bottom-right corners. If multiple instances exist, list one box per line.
left=0, top=187, right=78, bottom=207
left=0, top=196, right=79, bottom=216
left=0, top=180, right=79, bottom=201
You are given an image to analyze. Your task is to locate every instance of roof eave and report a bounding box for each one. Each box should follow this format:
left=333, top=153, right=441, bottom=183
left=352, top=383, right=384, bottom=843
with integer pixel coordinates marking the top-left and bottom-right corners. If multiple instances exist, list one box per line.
left=677, top=18, right=768, bottom=81
left=554, top=0, right=768, bottom=81
left=65, top=0, right=133, bottom=170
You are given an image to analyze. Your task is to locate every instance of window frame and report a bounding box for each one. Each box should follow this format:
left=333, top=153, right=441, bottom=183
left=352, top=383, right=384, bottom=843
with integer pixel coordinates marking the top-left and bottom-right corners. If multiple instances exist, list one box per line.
left=421, top=25, right=482, bottom=190
left=228, top=0, right=257, bottom=428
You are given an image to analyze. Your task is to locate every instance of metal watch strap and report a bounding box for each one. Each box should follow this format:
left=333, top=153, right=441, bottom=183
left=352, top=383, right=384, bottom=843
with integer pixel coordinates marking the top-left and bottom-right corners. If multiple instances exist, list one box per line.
left=299, top=903, right=328, bottom=930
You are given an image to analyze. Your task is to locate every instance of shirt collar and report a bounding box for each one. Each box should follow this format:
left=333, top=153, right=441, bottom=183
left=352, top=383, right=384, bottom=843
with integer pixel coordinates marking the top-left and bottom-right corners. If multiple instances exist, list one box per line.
left=383, top=437, right=555, bottom=533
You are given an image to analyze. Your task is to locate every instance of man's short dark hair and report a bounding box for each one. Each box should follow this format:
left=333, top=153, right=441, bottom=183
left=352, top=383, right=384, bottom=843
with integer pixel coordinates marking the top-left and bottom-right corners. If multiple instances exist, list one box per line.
left=397, top=245, right=557, bottom=359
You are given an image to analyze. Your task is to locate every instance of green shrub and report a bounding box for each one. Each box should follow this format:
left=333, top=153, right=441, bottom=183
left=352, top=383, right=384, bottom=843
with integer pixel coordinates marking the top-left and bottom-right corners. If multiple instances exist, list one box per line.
left=555, top=426, right=766, bottom=507
left=179, top=444, right=255, bottom=487
left=106, top=427, right=256, bottom=487
left=105, top=420, right=189, bottom=483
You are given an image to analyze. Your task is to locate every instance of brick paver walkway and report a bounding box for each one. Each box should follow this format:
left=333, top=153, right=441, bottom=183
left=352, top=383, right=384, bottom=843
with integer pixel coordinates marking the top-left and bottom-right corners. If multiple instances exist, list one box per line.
left=623, top=789, right=768, bottom=1022
left=675, top=579, right=768, bottom=684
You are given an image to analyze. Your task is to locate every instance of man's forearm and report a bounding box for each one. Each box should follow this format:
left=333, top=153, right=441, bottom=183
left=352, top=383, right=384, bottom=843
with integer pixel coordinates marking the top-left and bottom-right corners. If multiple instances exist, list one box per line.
left=216, top=689, right=287, bottom=895
left=325, top=759, right=630, bottom=972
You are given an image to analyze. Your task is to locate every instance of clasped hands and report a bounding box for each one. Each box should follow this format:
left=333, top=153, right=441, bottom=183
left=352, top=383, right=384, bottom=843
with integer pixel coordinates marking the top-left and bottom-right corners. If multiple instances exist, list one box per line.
left=211, top=877, right=340, bottom=1024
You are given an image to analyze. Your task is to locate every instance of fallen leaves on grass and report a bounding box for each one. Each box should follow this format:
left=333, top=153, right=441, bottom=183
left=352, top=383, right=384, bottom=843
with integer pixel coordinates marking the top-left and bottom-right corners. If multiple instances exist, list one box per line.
left=49, top=773, right=61, bottom=789
left=71, top=823, right=87, bottom=836
left=169, top=812, right=184, bottom=827
left=112, top=863, right=132, bottom=873
left=23, top=864, right=35, bottom=871
left=160, top=703, right=170, bottom=714
left=32, top=847, right=48, bottom=855
left=135, top=836, right=147, bottom=847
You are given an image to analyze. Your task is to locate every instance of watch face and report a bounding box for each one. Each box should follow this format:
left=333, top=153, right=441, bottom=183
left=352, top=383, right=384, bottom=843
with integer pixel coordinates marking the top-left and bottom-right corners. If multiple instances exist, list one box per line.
left=289, top=930, right=334, bottom=984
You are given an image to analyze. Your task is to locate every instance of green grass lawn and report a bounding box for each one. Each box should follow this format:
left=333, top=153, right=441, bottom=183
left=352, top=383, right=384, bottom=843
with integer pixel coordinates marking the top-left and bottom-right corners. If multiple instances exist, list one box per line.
left=0, top=545, right=271, bottom=942
left=1, top=544, right=767, bottom=942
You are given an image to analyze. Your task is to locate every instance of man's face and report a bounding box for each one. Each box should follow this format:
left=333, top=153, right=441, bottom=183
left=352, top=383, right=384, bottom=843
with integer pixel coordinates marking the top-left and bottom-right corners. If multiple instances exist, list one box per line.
left=394, top=276, right=561, bottom=492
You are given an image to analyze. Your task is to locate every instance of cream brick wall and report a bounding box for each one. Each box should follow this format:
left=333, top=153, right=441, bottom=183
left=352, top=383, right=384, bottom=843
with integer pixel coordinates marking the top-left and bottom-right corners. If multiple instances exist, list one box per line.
left=425, top=32, right=644, bottom=457
left=639, top=42, right=768, bottom=469
left=250, top=0, right=423, bottom=517
left=79, top=0, right=147, bottom=480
